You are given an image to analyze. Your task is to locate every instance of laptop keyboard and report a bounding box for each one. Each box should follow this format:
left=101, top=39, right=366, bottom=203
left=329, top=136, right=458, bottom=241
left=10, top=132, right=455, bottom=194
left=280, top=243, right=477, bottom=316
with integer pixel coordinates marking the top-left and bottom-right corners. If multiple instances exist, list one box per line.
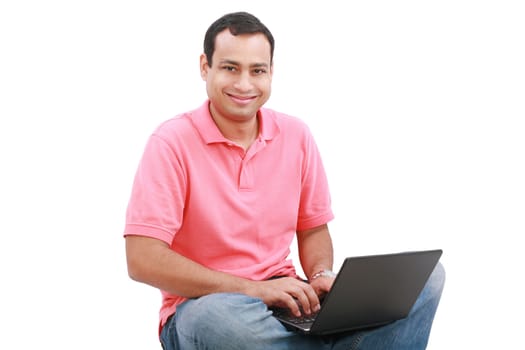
left=271, top=307, right=319, bottom=325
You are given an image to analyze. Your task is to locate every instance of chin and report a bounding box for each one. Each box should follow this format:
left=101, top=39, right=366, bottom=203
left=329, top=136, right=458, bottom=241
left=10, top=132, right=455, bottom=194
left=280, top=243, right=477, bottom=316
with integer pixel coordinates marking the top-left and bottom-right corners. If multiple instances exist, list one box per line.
left=229, top=104, right=260, bottom=119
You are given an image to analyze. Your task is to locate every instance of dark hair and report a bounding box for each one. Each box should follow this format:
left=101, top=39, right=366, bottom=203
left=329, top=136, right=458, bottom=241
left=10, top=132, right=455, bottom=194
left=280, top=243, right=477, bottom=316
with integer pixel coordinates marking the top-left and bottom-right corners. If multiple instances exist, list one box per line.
left=203, top=11, right=275, bottom=67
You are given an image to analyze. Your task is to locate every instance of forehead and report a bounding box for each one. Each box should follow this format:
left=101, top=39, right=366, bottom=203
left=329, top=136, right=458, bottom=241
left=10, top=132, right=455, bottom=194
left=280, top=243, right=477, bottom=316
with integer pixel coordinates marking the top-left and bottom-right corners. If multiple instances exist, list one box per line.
left=213, top=29, right=272, bottom=65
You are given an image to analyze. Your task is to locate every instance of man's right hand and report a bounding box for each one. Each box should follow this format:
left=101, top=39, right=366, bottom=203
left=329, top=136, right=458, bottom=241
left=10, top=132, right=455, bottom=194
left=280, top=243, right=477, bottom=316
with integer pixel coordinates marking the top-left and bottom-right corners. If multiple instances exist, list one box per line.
left=244, top=277, right=320, bottom=317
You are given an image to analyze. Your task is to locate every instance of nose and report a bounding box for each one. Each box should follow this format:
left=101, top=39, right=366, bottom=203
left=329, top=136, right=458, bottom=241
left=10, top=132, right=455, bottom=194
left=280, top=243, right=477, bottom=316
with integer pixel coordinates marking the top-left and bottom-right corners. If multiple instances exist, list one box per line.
left=233, top=72, right=253, bottom=91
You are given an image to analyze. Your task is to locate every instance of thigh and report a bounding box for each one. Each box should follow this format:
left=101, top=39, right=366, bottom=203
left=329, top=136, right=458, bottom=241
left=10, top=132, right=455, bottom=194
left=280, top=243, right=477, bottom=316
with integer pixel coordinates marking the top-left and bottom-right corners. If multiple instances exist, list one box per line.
left=163, top=293, right=333, bottom=350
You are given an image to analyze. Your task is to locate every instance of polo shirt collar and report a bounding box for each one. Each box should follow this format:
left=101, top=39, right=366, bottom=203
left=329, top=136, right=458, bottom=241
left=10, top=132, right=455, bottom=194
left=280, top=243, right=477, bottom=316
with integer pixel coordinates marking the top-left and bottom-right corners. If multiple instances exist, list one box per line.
left=191, top=100, right=280, bottom=144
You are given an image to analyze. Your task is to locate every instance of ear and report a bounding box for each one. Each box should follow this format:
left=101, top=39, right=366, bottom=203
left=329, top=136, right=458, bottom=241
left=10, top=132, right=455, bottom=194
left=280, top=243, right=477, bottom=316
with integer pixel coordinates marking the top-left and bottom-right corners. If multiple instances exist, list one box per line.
left=199, top=54, right=209, bottom=81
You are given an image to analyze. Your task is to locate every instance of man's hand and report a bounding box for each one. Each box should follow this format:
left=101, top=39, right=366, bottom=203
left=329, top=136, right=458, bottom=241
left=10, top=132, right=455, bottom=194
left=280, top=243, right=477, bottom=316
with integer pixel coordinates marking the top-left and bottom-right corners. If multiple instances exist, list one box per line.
left=309, top=274, right=335, bottom=301
left=244, top=277, right=320, bottom=317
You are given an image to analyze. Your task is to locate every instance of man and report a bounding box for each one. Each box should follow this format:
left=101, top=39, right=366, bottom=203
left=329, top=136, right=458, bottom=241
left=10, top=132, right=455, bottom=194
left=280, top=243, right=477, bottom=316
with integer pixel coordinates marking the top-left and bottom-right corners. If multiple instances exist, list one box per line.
left=124, top=11, right=445, bottom=350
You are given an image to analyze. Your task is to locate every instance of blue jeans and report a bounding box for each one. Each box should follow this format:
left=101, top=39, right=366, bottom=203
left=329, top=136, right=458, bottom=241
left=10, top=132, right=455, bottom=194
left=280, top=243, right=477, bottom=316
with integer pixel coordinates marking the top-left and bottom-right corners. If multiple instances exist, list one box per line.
left=160, top=262, right=445, bottom=350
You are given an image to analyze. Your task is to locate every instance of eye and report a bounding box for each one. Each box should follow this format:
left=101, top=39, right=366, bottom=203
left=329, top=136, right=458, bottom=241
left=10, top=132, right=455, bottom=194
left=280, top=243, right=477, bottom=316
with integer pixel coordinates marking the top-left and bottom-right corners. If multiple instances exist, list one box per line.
left=253, top=68, right=267, bottom=75
left=222, top=65, right=237, bottom=72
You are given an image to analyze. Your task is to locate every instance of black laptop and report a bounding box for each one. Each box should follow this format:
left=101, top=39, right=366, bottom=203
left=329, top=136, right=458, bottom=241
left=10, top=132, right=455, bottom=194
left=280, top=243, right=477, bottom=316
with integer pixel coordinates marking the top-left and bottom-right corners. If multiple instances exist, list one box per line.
left=271, top=249, right=442, bottom=335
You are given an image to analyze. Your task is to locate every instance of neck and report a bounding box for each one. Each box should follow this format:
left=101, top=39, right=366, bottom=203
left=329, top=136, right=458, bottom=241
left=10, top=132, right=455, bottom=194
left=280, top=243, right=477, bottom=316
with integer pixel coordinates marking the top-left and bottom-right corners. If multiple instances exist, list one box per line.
left=223, top=119, right=259, bottom=150
left=211, top=113, right=259, bottom=151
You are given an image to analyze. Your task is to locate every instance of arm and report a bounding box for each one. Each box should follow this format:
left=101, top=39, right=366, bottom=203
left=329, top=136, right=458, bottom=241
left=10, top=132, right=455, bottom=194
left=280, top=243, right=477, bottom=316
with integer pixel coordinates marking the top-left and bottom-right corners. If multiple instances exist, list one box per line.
left=125, top=235, right=251, bottom=297
left=125, top=235, right=318, bottom=317
left=297, top=224, right=335, bottom=296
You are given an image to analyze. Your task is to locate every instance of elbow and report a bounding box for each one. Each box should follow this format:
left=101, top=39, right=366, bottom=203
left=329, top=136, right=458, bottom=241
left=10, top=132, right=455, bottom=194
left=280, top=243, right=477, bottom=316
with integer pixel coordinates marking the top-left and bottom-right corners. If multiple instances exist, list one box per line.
left=125, top=235, right=168, bottom=284
left=124, top=235, right=152, bottom=283
left=126, top=253, right=145, bottom=282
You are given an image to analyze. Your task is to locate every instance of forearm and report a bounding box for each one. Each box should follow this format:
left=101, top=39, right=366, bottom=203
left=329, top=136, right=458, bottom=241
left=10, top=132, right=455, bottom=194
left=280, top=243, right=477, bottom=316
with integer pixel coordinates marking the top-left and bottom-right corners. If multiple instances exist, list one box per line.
left=297, top=224, right=334, bottom=280
left=125, top=235, right=251, bottom=298
left=126, top=234, right=326, bottom=316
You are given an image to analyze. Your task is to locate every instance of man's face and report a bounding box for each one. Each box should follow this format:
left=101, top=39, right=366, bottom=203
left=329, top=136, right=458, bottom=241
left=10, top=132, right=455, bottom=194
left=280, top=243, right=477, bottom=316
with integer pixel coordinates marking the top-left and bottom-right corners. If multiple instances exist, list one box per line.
left=200, top=29, right=273, bottom=123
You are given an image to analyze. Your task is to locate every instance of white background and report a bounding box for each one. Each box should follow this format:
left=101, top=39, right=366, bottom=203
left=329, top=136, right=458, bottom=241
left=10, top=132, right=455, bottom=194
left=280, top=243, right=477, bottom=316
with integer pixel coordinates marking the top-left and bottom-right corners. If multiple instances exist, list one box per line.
left=1, top=1, right=523, bottom=349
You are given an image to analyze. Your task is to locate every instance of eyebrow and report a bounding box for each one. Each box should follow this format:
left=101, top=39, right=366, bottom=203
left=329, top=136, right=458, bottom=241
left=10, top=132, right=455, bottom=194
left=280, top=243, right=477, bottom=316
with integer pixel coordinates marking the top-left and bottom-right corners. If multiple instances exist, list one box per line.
left=220, top=59, right=270, bottom=69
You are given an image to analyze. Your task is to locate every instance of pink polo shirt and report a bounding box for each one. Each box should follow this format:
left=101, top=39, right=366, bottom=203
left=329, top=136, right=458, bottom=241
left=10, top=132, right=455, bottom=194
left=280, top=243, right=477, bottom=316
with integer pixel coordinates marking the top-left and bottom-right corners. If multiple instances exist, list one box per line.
left=124, top=100, right=334, bottom=330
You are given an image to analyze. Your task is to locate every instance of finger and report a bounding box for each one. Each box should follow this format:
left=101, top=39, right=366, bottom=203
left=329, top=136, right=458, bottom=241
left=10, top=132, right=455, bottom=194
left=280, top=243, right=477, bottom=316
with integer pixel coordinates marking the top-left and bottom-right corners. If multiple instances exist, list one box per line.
left=281, top=293, right=302, bottom=317
left=290, top=283, right=319, bottom=315
left=304, top=283, right=321, bottom=312
left=298, top=283, right=320, bottom=314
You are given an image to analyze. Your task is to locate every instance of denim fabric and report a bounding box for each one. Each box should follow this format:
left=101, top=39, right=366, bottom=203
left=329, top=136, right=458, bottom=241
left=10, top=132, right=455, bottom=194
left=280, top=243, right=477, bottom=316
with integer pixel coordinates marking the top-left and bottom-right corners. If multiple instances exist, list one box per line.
left=160, top=262, right=445, bottom=350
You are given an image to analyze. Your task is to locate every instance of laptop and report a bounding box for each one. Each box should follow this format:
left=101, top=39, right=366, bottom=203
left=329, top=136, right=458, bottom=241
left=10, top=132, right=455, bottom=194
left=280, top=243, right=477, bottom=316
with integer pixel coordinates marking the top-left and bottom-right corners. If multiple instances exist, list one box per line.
left=271, top=249, right=442, bottom=335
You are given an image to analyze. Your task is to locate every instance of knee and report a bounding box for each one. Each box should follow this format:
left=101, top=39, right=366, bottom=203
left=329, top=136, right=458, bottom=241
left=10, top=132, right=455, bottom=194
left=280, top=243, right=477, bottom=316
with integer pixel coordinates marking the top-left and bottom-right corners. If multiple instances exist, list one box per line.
left=408, top=262, right=446, bottom=316
left=177, top=293, right=274, bottom=340
left=418, top=261, right=446, bottom=308
left=179, top=293, right=242, bottom=330
left=428, top=262, right=446, bottom=297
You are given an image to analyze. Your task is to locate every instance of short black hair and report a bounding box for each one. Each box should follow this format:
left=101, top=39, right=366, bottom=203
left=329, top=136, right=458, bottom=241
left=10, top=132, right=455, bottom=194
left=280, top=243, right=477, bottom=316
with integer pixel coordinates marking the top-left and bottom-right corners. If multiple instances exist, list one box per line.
left=203, top=11, right=275, bottom=67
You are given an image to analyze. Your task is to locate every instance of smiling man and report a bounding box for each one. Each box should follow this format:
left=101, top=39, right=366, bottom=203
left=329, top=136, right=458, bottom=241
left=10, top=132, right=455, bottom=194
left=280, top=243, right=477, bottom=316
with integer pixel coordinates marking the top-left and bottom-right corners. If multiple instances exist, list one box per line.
left=201, top=28, right=272, bottom=148
left=123, top=11, right=445, bottom=350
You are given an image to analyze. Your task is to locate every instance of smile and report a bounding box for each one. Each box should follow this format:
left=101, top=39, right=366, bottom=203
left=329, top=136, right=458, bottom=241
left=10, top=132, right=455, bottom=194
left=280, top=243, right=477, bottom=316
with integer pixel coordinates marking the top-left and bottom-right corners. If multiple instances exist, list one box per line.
left=227, top=94, right=257, bottom=105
